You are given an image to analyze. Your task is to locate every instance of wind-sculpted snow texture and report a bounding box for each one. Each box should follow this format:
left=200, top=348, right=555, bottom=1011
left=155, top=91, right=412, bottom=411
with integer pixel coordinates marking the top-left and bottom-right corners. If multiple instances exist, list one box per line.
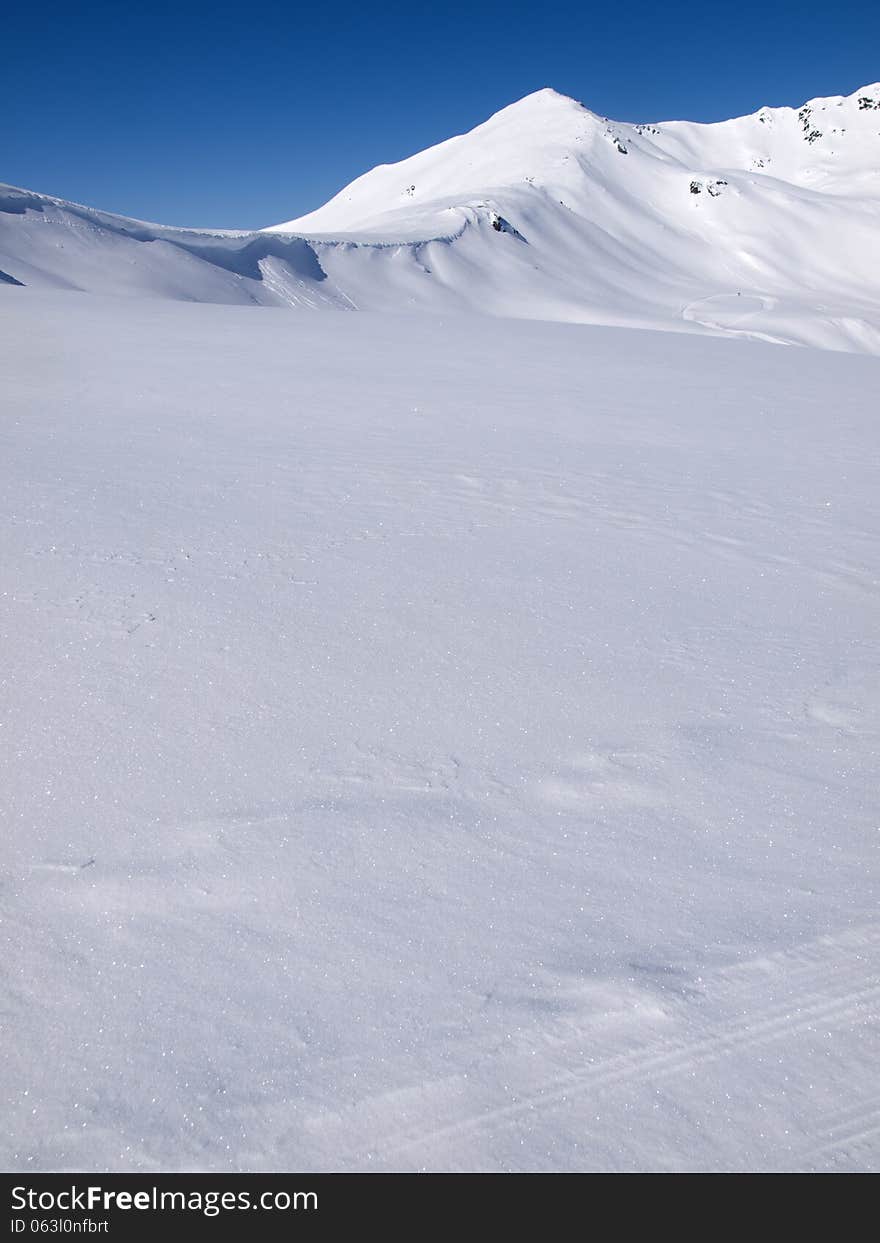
left=3, top=81, right=880, bottom=351
left=2, top=291, right=878, bottom=1170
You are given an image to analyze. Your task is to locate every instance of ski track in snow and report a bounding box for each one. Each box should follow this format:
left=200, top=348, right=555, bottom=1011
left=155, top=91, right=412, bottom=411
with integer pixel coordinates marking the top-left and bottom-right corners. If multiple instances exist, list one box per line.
left=299, top=924, right=880, bottom=1171
left=1, top=292, right=877, bottom=1171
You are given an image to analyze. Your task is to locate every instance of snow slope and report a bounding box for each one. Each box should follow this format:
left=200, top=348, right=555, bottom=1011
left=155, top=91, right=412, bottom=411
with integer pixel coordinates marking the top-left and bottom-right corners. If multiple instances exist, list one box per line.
left=0, top=185, right=351, bottom=310
left=2, top=288, right=878, bottom=1171
left=3, top=82, right=880, bottom=350
left=266, top=83, right=880, bottom=351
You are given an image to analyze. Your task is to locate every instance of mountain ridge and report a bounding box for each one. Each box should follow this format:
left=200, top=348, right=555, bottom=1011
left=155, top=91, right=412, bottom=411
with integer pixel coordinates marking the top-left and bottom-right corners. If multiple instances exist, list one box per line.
left=2, top=80, right=879, bottom=352
left=267, top=79, right=880, bottom=235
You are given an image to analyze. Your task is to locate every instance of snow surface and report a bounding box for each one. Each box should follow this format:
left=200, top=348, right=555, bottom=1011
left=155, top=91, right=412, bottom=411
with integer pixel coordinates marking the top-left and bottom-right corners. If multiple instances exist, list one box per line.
left=2, top=288, right=878, bottom=1171
left=2, top=81, right=880, bottom=352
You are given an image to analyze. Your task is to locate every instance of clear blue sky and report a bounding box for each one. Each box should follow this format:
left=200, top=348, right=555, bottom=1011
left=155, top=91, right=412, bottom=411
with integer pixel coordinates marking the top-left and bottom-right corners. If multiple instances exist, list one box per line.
left=4, top=0, right=878, bottom=228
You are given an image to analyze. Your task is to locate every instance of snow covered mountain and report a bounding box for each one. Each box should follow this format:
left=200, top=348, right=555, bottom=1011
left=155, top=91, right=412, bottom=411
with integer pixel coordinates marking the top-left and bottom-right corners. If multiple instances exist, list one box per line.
left=3, top=82, right=880, bottom=350
left=4, top=82, right=880, bottom=1173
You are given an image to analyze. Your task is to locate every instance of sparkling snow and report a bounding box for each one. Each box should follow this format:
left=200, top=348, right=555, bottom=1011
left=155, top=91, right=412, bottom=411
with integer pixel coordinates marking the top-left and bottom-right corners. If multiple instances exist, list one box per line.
left=1, top=289, right=877, bottom=1171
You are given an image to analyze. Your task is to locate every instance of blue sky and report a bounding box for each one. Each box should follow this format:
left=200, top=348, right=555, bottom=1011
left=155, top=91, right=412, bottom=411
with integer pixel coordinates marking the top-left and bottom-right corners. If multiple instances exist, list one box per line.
left=4, top=1, right=878, bottom=228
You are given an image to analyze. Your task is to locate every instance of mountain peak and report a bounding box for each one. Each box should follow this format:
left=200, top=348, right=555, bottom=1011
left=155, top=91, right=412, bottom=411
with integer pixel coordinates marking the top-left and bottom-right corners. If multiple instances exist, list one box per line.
left=483, top=86, right=591, bottom=126
left=502, top=86, right=580, bottom=107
